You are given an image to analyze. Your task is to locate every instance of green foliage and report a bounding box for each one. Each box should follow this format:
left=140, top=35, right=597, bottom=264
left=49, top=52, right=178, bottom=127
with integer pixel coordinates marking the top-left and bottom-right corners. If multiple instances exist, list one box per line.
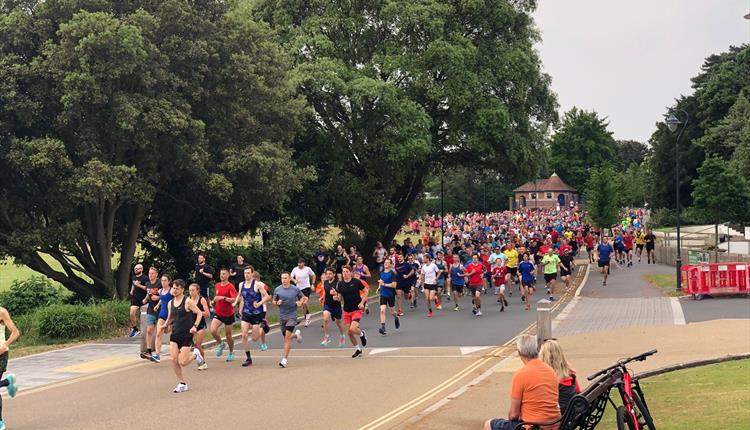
left=200, top=220, right=324, bottom=281
left=36, top=304, right=104, bottom=340
left=0, top=276, right=66, bottom=316
left=417, top=166, right=513, bottom=214
left=619, top=163, right=651, bottom=208
left=257, top=0, right=557, bottom=256
left=550, top=108, right=617, bottom=192
left=616, top=140, right=649, bottom=168
left=0, top=1, right=307, bottom=299
left=649, top=208, right=676, bottom=228
left=584, top=164, right=622, bottom=228
left=690, top=157, right=750, bottom=225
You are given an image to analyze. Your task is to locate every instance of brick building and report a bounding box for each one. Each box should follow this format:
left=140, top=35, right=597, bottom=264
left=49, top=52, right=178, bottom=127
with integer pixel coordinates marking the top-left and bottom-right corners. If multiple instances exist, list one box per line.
left=510, top=173, right=579, bottom=210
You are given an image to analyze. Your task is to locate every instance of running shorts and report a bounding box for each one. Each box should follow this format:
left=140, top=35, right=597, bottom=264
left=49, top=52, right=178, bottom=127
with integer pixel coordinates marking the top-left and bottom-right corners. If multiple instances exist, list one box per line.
left=324, top=305, right=342, bottom=321
left=343, top=310, right=363, bottom=325
left=241, top=312, right=263, bottom=325
left=423, top=284, right=437, bottom=291
left=598, top=260, right=610, bottom=268
left=215, top=314, right=235, bottom=326
left=468, top=284, right=482, bottom=296
left=301, top=288, right=312, bottom=298
left=280, top=319, right=297, bottom=335
left=544, top=273, right=557, bottom=283
left=636, top=244, right=644, bottom=250
left=521, top=279, right=535, bottom=288
left=170, top=334, right=193, bottom=348
left=146, top=313, right=158, bottom=326
left=397, top=283, right=411, bottom=294
left=560, top=269, right=571, bottom=277
left=507, top=267, right=518, bottom=277
left=624, top=247, right=632, bottom=252
left=0, top=352, right=8, bottom=374
left=646, top=244, right=654, bottom=251
left=451, top=284, right=464, bottom=294
left=130, top=292, right=146, bottom=307
left=379, top=296, right=396, bottom=308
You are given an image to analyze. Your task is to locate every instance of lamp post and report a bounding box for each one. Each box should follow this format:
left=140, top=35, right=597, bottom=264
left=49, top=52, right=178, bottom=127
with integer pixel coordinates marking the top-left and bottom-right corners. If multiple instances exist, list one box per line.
left=440, top=173, right=445, bottom=249
left=665, top=110, right=689, bottom=293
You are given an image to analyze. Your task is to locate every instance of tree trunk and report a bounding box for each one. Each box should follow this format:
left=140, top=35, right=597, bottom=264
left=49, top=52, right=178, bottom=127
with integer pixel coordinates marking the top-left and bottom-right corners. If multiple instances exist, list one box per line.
left=715, top=222, right=719, bottom=263
left=115, top=204, right=147, bottom=299
left=162, top=223, right=196, bottom=279
left=26, top=253, right=97, bottom=299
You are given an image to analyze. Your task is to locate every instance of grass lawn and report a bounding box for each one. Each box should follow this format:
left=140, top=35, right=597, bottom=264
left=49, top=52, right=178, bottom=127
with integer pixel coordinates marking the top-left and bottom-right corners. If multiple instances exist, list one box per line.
left=643, top=274, right=681, bottom=297
left=598, top=359, right=750, bottom=430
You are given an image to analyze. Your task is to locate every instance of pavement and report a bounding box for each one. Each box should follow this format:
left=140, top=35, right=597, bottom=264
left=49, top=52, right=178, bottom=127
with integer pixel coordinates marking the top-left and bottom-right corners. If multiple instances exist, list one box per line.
left=3, top=258, right=749, bottom=429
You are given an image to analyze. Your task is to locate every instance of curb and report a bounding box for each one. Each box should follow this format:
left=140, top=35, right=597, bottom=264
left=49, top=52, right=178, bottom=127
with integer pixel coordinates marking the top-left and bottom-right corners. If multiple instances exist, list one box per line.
left=636, top=353, right=750, bottom=380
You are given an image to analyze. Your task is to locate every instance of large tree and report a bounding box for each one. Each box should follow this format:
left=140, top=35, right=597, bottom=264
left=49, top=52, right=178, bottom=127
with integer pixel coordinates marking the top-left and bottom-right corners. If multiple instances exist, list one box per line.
left=584, top=164, right=622, bottom=229
left=691, top=157, right=750, bottom=226
left=0, top=1, right=306, bottom=298
left=255, top=0, right=557, bottom=256
left=549, top=108, right=617, bottom=192
left=616, top=140, right=649, bottom=169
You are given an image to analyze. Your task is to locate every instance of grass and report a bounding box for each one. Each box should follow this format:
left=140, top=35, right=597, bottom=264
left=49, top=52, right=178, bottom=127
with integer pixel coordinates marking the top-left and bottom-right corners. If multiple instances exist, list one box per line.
left=597, top=359, right=750, bottom=430
left=643, top=274, right=682, bottom=297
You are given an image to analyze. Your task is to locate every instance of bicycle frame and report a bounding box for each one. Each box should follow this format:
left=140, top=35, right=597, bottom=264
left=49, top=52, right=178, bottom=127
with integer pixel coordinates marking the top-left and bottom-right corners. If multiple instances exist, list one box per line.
left=618, top=370, right=641, bottom=429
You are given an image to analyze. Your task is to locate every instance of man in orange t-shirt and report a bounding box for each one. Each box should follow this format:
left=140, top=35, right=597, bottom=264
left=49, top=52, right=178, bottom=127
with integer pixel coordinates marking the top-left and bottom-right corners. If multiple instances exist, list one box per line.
left=484, top=335, right=561, bottom=430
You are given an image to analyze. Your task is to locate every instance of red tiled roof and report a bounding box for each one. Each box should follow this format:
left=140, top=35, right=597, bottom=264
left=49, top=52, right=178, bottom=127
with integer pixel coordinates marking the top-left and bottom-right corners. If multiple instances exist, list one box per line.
left=513, top=173, right=577, bottom=193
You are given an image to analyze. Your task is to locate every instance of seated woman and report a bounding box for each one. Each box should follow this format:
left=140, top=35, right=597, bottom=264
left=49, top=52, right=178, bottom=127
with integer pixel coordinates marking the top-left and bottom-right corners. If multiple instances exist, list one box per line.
left=539, top=339, right=581, bottom=415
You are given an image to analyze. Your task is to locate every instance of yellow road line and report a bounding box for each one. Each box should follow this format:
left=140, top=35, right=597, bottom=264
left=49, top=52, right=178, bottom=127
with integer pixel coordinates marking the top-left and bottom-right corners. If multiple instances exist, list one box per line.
left=55, top=356, right=138, bottom=373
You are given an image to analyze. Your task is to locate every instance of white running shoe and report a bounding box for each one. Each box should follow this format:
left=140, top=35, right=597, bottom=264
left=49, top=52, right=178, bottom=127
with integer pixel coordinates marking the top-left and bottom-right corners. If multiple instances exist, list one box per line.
left=295, top=329, right=303, bottom=343
left=476, top=309, right=483, bottom=316
left=173, top=383, right=189, bottom=393
left=279, top=358, right=288, bottom=368
left=198, top=363, right=208, bottom=371
left=193, top=348, right=205, bottom=366
left=305, top=314, right=311, bottom=327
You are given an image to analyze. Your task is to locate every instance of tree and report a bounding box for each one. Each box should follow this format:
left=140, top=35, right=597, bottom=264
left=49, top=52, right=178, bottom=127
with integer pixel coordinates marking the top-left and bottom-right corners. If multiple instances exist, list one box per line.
left=697, top=90, right=750, bottom=179
left=584, top=164, right=622, bottom=229
left=616, top=140, right=649, bottom=169
left=550, top=108, right=617, bottom=192
left=416, top=166, right=514, bottom=215
left=0, top=1, right=306, bottom=298
left=690, top=157, right=750, bottom=226
left=255, top=0, right=557, bottom=257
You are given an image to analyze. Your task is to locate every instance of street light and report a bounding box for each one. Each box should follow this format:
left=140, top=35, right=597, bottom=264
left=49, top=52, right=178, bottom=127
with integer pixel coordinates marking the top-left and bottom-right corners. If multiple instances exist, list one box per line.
left=665, top=110, right=688, bottom=293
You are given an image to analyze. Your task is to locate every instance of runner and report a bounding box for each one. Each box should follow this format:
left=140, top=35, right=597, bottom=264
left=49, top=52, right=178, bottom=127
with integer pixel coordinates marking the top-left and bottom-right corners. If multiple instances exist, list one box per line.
left=644, top=229, right=657, bottom=264
left=141, top=267, right=160, bottom=361
left=614, top=230, right=625, bottom=265
left=434, top=250, right=447, bottom=307
left=419, top=254, right=440, bottom=317
left=164, top=279, right=205, bottom=393
left=331, top=244, right=350, bottom=281
left=234, top=267, right=270, bottom=367
left=491, top=259, right=508, bottom=311
left=503, top=243, right=519, bottom=297
left=596, top=236, right=616, bottom=286
left=372, top=241, right=387, bottom=273
left=541, top=248, right=560, bottom=301
left=313, top=244, right=329, bottom=278
left=253, top=271, right=270, bottom=351
left=635, top=228, right=646, bottom=263
left=290, top=258, right=316, bottom=326
left=518, top=253, right=536, bottom=311
left=332, top=266, right=369, bottom=357
left=407, top=253, right=421, bottom=309
left=623, top=230, right=634, bottom=267
left=210, top=269, right=238, bottom=362
left=152, top=274, right=174, bottom=362
left=352, top=255, right=372, bottom=315
left=0, top=306, right=20, bottom=429
left=194, top=254, right=214, bottom=298
left=558, top=247, right=575, bottom=291
left=377, top=259, right=400, bottom=336
left=465, top=254, right=485, bottom=316
left=187, top=283, right=210, bottom=370
left=128, top=263, right=148, bottom=337
left=449, top=257, right=467, bottom=311
left=229, top=254, right=250, bottom=287
left=273, top=273, right=306, bottom=368
left=584, top=231, right=596, bottom=264
left=317, top=268, right=346, bottom=347
left=394, top=253, right=414, bottom=315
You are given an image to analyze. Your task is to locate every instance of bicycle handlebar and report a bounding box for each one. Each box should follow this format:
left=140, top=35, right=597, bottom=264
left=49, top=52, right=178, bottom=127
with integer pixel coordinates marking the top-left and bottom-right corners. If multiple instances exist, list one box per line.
left=587, top=349, right=657, bottom=381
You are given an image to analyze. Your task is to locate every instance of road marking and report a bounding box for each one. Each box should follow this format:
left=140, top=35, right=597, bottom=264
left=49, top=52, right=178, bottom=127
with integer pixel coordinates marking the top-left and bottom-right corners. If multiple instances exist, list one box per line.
left=670, top=297, right=686, bottom=325
left=55, top=356, right=138, bottom=373
left=459, top=346, right=490, bottom=355
left=369, top=348, right=400, bottom=356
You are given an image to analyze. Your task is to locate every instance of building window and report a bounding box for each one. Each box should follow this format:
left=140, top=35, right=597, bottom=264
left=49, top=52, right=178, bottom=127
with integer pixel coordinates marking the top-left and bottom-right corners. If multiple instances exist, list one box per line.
left=546, top=192, right=552, bottom=199
left=530, top=193, right=537, bottom=199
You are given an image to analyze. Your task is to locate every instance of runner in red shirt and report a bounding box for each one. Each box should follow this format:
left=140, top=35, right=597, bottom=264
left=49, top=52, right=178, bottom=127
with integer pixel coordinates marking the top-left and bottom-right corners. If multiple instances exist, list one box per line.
left=465, top=254, right=485, bottom=317
left=623, top=231, right=635, bottom=267
left=480, top=248, right=492, bottom=295
left=210, top=269, right=238, bottom=362
left=491, top=260, right=508, bottom=311
left=584, top=233, right=596, bottom=264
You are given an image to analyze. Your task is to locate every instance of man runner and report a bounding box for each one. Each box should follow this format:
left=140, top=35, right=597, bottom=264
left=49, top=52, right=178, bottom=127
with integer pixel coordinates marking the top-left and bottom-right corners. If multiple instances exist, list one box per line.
left=449, top=258, right=467, bottom=311
left=194, top=254, right=214, bottom=298
left=164, top=279, right=205, bottom=393
left=129, top=263, right=148, bottom=337
left=318, top=268, right=346, bottom=347
left=210, top=269, right=238, bottom=362
left=273, top=273, right=306, bottom=368
left=558, top=248, right=575, bottom=291
left=0, top=306, right=20, bottom=429
left=377, top=259, right=400, bottom=336
left=635, top=229, right=646, bottom=263
left=141, top=267, right=160, bottom=361
left=504, top=244, right=519, bottom=297
left=420, top=254, right=441, bottom=317
left=333, top=266, right=369, bottom=358
left=234, top=267, right=271, bottom=367
left=541, top=248, right=560, bottom=301
left=518, top=253, right=536, bottom=311
left=290, top=258, right=316, bottom=326
left=394, top=254, right=414, bottom=316
left=596, top=236, right=616, bottom=286
left=644, top=229, right=657, bottom=264
left=466, top=254, right=485, bottom=316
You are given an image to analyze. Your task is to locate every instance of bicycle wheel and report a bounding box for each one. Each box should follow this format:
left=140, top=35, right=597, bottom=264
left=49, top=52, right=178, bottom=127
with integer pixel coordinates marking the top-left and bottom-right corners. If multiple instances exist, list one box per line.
left=633, top=391, right=656, bottom=429
left=616, top=406, right=637, bottom=430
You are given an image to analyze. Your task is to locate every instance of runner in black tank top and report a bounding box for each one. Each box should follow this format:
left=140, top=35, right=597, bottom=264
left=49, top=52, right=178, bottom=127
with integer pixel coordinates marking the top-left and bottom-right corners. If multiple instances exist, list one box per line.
left=188, top=283, right=209, bottom=371
left=165, top=279, right=205, bottom=393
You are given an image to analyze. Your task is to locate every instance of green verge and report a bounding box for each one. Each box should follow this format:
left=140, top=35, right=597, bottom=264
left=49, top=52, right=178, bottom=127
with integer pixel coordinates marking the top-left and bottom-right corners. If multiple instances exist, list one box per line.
left=598, top=359, right=750, bottom=430
left=643, top=274, right=682, bottom=297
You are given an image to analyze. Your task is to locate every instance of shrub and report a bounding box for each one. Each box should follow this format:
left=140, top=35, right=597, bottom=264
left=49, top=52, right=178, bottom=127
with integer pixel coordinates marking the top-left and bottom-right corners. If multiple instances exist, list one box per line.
left=36, top=304, right=103, bottom=340
left=649, top=208, right=676, bottom=228
left=92, top=300, right=130, bottom=330
left=0, top=276, right=65, bottom=316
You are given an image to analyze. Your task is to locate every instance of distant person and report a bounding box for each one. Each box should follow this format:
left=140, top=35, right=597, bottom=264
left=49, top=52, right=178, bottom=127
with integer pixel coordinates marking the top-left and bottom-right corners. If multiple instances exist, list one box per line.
left=484, top=335, right=560, bottom=430
left=0, top=306, right=20, bottom=429
left=313, top=245, right=329, bottom=278
left=229, top=255, right=250, bottom=287
left=596, top=236, right=616, bottom=286
left=290, top=258, right=316, bottom=326
left=539, top=340, right=581, bottom=415
left=194, top=254, right=214, bottom=298
left=129, top=263, right=149, bottom=337
left=644, top=229, right=657, bottom=264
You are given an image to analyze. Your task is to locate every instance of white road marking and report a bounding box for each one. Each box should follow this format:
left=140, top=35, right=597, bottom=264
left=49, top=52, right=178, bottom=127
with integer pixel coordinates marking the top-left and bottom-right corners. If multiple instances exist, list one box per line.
left=671, top=297, right=686, bottom=325
left=368, top=348, right=400, bottom=356
left=459, top=346, right=491, bottom=355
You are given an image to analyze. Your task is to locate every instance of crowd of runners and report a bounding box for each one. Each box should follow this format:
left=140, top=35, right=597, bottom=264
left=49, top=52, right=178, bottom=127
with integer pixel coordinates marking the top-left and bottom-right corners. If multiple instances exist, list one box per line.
left=126, top=206, right=655, bottom=393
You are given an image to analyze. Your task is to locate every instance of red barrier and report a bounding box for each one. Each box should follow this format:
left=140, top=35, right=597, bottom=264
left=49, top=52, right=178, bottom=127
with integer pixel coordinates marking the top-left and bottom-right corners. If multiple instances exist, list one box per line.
left=681, top=263, right=750, bottom=299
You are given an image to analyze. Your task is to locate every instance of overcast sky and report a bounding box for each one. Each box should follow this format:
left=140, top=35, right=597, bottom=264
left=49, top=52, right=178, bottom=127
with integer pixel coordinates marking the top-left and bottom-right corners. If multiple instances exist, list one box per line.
left=533, top=0, right=750, bottom=143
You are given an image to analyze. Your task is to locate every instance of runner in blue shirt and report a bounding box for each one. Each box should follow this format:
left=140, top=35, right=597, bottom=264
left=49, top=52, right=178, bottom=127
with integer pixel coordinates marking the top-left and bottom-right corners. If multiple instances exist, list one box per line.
left=517, top=253, right=536, bottom=311
left=596, top=236, right=617, bottom=286
left=377, top=259, right=401, bottom=336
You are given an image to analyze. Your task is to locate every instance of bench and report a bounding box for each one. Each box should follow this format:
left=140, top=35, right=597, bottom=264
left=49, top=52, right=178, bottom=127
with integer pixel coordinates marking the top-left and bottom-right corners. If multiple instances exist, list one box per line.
left=513, top=370, right=619, bottom=430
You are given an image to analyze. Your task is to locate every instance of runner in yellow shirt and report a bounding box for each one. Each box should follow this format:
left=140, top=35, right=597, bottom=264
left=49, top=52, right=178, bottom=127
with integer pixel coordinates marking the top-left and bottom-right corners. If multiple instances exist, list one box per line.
left=503, top=244, right=520, bottom=297
left=635, top=229, right=646, bottom=263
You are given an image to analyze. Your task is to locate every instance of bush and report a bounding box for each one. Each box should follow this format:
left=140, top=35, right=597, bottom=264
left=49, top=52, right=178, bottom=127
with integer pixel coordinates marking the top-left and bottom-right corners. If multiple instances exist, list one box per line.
left=649, top=208, right=676, bottom=228
left=36, top=304, right=103, bottom=340
left=91, top=300, right=130, bottom=330
left=0, top=276, right=65, bottom=316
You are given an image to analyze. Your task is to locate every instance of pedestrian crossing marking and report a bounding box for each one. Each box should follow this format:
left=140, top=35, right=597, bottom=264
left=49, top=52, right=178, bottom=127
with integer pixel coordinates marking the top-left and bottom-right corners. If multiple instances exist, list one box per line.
left=55, top=356, right=138, bottom=373
left=368, top=348, right=400, bottom=356
left=459, top=346, right=490, bottom=355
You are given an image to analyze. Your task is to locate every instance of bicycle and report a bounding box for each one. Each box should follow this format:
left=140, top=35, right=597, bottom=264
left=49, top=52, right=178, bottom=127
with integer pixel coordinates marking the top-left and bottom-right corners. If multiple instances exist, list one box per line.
left=588, top=349, right=657, bottom=430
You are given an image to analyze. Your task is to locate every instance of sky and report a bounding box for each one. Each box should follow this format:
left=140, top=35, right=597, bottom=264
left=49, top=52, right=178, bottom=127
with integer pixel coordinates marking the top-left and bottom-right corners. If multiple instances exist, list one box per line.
left=533, top=0, right=750, bottom=143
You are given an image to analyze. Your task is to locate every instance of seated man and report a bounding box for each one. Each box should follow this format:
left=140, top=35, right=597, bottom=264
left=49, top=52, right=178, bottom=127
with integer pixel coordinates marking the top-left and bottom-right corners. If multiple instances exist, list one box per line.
left=484, top=335, right=561, bottom=430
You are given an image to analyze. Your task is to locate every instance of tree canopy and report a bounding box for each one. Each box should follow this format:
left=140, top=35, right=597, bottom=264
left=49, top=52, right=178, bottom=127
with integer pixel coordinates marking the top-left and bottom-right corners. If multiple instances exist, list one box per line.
left=584, top=163, right=621, bottom=229
left=690, top=157, right=750, bottom=225
left=0, top=1, right=307, bottom=298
